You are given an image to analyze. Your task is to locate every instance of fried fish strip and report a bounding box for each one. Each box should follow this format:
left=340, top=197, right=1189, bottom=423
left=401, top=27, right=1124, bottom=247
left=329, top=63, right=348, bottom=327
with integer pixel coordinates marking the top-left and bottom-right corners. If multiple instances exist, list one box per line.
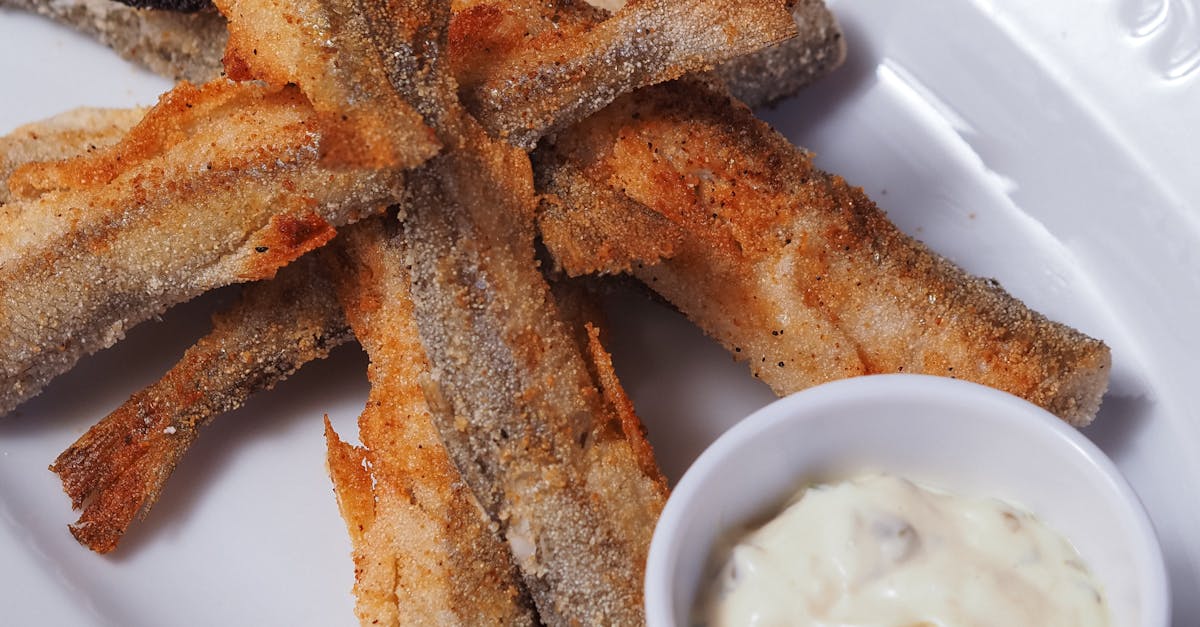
left=405, top=137, right=667, bottom=626
left=324, top=217, right=537, bottom=626
left=353, top=1, right=666, bottom=621
left=1, top=0, right=446, bottom=416
left=1, top=108, right=339, bottom=550
left=0, top=0, right=227, bottom=83
left=582, top=0, right=846, bottom=108
left=49, top=253, right=349, bottom=553
left=535, top=80, right=1111, bottom=424
left=214, top=0, right=440, bottom=169
left=0, top=79, right=413, bottom=416
left=3, top=0, right=844, bottom=110
left=452, top=0, right=797, bottom=147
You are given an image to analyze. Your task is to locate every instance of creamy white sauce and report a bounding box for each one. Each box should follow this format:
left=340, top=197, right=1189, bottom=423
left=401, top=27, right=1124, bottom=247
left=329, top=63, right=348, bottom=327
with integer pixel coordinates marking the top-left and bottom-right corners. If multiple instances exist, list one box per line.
left=703, top=474, right=1111, bottom=627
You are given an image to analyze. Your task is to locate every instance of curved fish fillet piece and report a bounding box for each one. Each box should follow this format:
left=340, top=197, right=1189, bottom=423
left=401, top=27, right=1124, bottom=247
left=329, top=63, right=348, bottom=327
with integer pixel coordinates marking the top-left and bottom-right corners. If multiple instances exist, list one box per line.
left=324, top=218, right=537, bottom=627
left=582, top=0, right=847, bottom=107
left=452, top=0, right=797, bottom=148
left=377, top=2, right=667, bottom=620
left=2, top=0, right=446, bottom=416
left=403, top=126, right=667, bottom=626
left=49, top=253, right=350, bottom=553
left=534, top=80, right=1111, bottom=425
left=0, top=0, right=227, bottom=82
left=0, top=80, right=409, bottom=416
left=0, top=107, right=145, bottom=204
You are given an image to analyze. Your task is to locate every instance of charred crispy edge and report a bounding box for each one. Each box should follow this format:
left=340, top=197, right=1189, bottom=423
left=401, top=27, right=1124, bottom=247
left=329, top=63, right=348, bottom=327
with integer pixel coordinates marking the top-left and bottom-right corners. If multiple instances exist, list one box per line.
left=323, top=417, right=375, bottom=544
left=0, top=0, right=227, bottom=83
left=535, top=79, right=1110, bottom=425
left=583, top=322, right=666, bottom=490
left=51, top=255, right=351, bottom=552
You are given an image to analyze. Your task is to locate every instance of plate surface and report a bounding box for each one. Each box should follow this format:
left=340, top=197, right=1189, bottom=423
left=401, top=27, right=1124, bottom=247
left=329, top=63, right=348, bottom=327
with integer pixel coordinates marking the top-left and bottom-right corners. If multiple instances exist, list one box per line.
left=1, top=0, right=1198, bottom=624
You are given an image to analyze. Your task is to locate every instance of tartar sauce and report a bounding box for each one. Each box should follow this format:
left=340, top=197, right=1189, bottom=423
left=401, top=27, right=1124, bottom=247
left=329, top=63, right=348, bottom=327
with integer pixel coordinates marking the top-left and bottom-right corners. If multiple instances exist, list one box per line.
left=703, top=474, right=1110, bottom=626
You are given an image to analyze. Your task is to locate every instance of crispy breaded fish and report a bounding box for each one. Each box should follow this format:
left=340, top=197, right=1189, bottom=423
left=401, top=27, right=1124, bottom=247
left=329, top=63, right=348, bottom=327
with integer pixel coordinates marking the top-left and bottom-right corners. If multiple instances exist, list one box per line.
left=534, top=79, right=1111, bottom=424
left=353, top=1, right=667, bottom=621
left=7, top=0, right=844, bottom=114
left=405, top=137, right=668, bottom=626
left=213, top=0, right=440, bottom=169
left=0, top=79, right=420, bottom=417
left=584, top=0, right=847, bottom=108
left=34, top=0, right=766, bottom=561
left=0, top=0, right=226, bottom=82
left=452, top=0, right=796, bottom=147
left=0, top=0, right=443, bottom=416
left=324, top=217, right=537, bottom=626
left=50, top=253, right=350, bottom=553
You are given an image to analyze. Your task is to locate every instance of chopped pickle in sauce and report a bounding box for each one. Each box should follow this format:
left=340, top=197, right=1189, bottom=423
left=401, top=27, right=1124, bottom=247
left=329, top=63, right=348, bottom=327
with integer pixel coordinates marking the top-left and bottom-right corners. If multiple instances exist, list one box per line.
left=702, top=474, right=1111, bottom=627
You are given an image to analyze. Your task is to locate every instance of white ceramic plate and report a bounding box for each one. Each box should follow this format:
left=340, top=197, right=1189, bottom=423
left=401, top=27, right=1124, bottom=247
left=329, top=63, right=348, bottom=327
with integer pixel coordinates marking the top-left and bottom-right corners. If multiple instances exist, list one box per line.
left=1, top=1, right=1197, bottom=624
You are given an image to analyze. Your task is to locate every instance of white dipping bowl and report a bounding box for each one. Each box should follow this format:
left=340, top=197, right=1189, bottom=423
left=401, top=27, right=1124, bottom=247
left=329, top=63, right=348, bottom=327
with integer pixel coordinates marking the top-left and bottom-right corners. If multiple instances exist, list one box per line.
left=645, top=374, right=1168, bottom=626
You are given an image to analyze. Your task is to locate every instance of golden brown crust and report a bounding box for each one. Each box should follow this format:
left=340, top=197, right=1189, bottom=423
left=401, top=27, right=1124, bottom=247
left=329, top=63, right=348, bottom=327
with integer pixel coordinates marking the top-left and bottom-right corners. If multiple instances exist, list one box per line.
left=0, top=107, right=146, bottom=205
left=535, top=162, right=683, bottom=275
left=0, top=0, right=464, bottom=415
left=325, top=218, right=537, bottom=626
left=51, top=253, right=351, bottom=553
left=324, top=417, right=375, bottom=545
left=5, top=0, right=845, bottom=108
left=0, top=80, right=404, bottom=416
left=536, top=80, right=1110, bottom=424
left=454, top=0, right=797, bottom=147
left=214, top=0, right=440, bottom=169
